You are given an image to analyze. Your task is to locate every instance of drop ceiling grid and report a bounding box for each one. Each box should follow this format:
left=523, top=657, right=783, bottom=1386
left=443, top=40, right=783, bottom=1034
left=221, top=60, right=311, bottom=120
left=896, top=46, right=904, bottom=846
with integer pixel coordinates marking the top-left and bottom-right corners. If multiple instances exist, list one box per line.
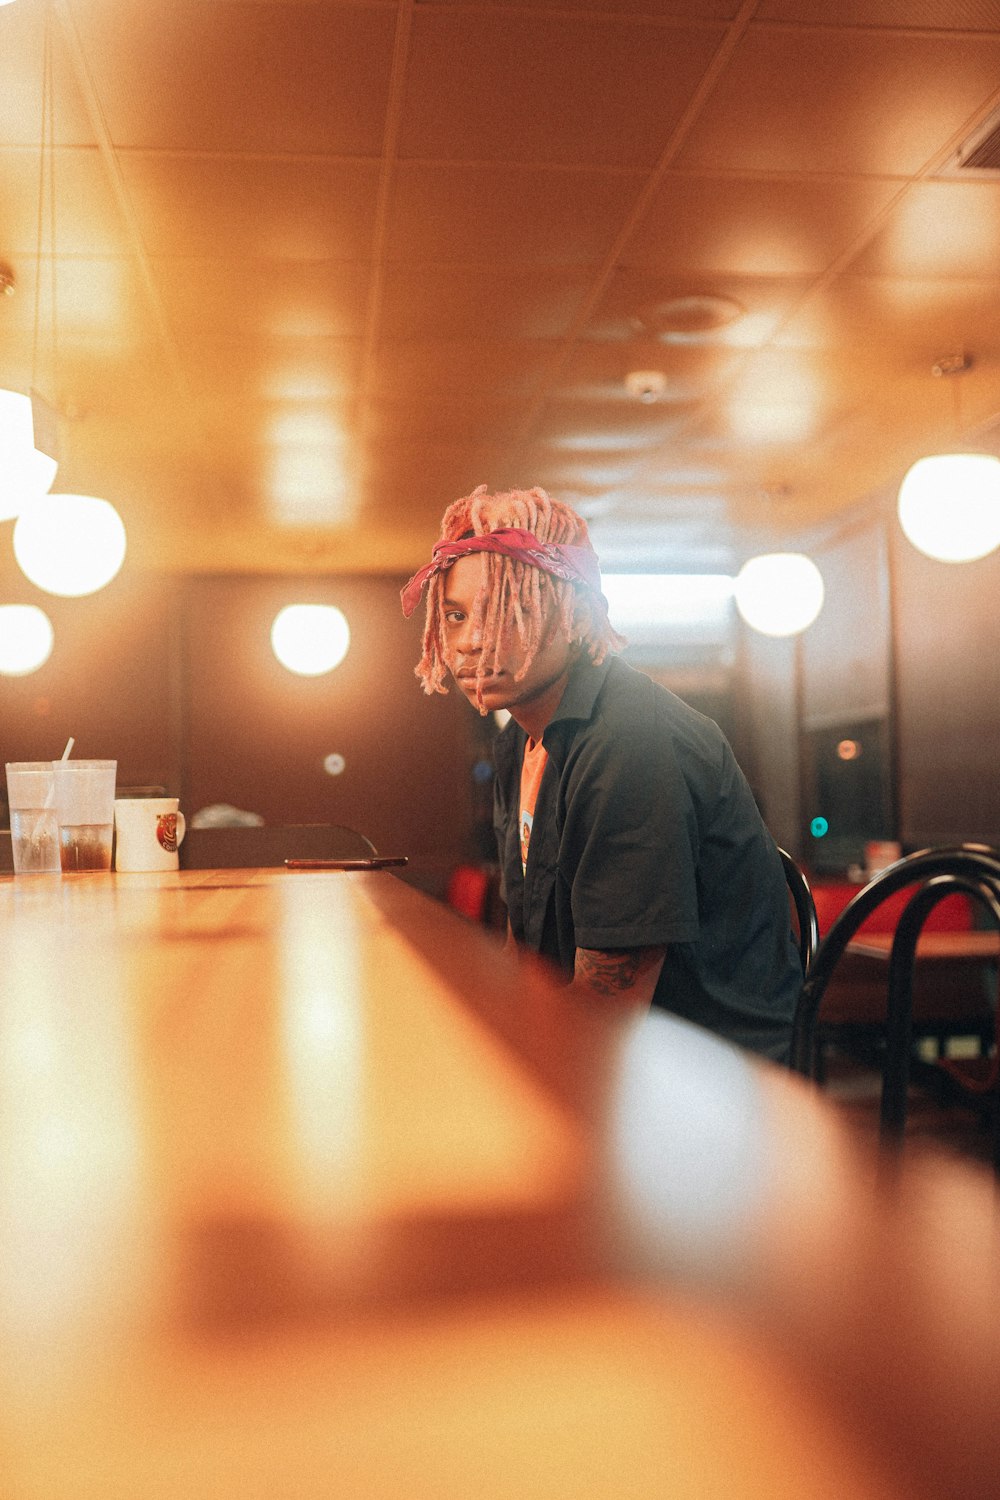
left=514, top=11, right=1000, bottom=517
left=4, top=0, right=1000, bottom=565
left=93, top=0, right=1000, bottom=528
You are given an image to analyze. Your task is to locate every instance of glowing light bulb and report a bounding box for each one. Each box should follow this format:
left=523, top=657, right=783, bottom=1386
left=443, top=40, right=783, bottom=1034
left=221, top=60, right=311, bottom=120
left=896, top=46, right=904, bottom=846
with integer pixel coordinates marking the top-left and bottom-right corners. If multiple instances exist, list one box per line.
left=271, top=604, right=350, bottom=676
left=897, top=453, right=1000, bottom=562
left=734, top=553, right=824, bottom=637
left=13, top=493, right=127, bottom=597
left=0, top=389, right=58, bottom=522
left=0, top=604, right=54, bottom=675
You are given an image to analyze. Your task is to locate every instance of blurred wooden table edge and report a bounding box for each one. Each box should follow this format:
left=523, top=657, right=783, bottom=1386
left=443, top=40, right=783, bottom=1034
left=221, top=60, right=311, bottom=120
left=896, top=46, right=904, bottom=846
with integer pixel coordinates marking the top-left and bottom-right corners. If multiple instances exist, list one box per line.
left=2, top=867, right=1000, bottom=1500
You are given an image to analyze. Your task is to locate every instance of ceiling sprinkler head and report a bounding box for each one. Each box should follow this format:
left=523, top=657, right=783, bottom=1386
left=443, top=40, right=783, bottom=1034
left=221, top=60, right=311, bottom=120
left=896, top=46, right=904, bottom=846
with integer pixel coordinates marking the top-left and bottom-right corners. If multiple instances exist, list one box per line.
left=625, top=369, right=667, bottom=403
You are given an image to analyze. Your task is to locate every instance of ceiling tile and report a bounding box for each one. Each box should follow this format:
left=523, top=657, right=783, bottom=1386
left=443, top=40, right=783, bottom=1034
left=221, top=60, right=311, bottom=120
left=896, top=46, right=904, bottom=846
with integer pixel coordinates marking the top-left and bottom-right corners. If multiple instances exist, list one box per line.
left=181, top=336, right=363, bottom=403
left=74, top=0, right=396, bottom=154
left=151, top=258, right=373, bottom=340
left=371, top=340, right=558, bottom=402
left=28, top=342, right=193, bottom=473
left=0, top=255, right=150, bottom=344
left=722, top=344, right=874, bottom=421
left=0, top=2, right=96, bottom=147
left=366, top=398, right=531, bottom=446
left=530, top=395, right=694, bottom=450
left=118, top=154, right=380, bottom=259
left=585, top=268, right=814, bottom=346
left=554, top=339, right=742, bottom=401
left=421, top=1, right=742, bottom=15
left=514, top=447, right=647, bottom=493
left=400, top=10, right=725, bottom=167
left=0, top=146, right=134, bottom=256
left=677, top=25, right=1000, bottom=175
left=847, top=180, right=1000, bottom=278
left=775, top=275, right=1000, bottom=368
left=365, top=444, right=514, bottom=510
left=386, top=162, right=644, bottom=265
left=379, top=266, right=592, bottom=340
left=757, top=1, right=1000, bottom=27
left=623, top=173, right=903, bottom=277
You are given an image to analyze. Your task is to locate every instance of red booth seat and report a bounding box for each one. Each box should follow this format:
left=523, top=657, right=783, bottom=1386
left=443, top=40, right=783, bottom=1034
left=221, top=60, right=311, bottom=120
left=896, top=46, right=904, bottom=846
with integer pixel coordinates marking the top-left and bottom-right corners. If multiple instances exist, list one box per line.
left=813, top=883, right=973, bottom=939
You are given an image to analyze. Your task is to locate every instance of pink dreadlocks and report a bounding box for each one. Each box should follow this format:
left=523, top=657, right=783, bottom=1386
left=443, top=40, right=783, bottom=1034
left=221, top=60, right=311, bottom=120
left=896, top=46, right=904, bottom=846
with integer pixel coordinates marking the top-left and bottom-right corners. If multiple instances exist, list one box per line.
left=413, top=485, right=625, bottom=711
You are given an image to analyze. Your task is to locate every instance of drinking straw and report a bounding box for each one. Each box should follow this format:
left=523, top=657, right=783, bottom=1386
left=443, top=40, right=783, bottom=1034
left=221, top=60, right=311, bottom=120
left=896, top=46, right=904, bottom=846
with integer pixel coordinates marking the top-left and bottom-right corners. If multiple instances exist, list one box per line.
left=37, top=737, right=75, bottom=836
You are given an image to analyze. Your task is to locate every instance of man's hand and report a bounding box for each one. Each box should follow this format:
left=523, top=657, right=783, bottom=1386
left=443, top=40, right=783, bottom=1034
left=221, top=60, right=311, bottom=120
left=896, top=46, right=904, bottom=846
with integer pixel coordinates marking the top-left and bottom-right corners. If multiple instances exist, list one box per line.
left=572, top=945, right=667, bottom=1008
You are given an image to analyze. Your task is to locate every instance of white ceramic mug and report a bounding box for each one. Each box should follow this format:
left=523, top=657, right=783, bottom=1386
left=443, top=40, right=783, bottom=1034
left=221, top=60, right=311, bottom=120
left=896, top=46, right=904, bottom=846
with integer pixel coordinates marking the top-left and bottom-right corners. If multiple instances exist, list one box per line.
left=114, top=797, right=186, bottom=872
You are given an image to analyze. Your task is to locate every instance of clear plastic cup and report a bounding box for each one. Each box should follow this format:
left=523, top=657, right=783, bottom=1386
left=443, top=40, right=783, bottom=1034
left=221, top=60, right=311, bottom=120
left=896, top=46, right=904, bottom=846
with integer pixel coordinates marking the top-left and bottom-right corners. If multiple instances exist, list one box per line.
left=5, top=761, right=61, bottom=874
left=51, top=759, right=117, bottom=872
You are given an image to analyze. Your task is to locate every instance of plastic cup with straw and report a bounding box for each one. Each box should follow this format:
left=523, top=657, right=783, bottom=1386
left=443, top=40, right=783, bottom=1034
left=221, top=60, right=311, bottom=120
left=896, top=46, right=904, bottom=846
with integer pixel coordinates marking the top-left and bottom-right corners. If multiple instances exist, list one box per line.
left=4, top=738, right=72, bottom=875
left=51, top=741, right=118, bottom=873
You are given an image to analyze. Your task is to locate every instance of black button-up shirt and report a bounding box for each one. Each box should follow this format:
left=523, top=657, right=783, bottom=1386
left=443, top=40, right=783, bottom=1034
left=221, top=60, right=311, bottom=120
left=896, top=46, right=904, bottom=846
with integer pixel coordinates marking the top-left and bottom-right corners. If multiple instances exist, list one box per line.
left=493, top=655, right=800, bottom=1060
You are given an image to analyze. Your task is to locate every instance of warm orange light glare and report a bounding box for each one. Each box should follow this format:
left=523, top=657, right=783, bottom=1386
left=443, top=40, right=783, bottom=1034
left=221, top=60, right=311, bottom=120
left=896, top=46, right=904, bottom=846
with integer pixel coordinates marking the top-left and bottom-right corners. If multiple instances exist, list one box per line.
left=0, top=390, right=58, bottom=521
left=734, top=553, right=824, bottom=637
left=0, top=604, right=54, bottom=675
left=270, top=604, right=350, bottom=676
left=13, top=494, right=127, bottom=597
left=730, top=402, right=813, bottom=443
left=897, top=453, right=1000, bottom=563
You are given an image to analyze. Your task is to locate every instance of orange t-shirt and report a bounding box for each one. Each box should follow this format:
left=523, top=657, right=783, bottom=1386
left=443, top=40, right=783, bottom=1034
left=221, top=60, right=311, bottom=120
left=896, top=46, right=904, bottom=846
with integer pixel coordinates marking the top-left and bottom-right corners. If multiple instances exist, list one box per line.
left=519, top=737, right=549, bottom=876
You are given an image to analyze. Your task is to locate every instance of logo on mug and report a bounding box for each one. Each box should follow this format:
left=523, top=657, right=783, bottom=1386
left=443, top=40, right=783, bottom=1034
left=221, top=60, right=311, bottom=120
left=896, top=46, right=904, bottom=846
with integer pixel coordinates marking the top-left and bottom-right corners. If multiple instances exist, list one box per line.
left=157, top=813, right=179, bottom=852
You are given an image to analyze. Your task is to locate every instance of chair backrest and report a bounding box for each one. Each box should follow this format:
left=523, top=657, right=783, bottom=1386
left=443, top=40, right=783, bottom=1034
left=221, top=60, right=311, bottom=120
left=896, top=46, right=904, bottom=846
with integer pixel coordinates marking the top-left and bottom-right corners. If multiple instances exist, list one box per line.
left=875, top=870, right=1000, bottom=1142
left=791, top=844, right=1000, bottom=1097
left=778, top=847, right=819, bottom=978
left=180, top=823, right=377, bottom=869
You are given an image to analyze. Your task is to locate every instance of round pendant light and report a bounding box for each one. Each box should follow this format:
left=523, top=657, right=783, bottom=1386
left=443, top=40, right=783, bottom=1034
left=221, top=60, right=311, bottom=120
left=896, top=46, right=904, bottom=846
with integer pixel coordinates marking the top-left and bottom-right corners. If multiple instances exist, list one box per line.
left=271, top=604, right=350, bottom=676
left=896, top=354, right=1000, bottom=563
left=897, top=452, right=1000, bottom=563
left=0, top=603, right=54, bottom=675
left=0, top=389, right=58, bottom=522
left=734, top=553, right=825, bottom=637
left=13, top=492, right=127, bottom=596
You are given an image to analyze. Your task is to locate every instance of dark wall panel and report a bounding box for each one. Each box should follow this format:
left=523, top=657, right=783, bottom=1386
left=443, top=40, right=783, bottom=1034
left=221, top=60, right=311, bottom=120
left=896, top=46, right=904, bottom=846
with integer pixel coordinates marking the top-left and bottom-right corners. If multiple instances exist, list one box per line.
left=795, top=520, right=895, bottom=872
left=0, top=559, right=178, bottom=788
left=1, top=562, right=479, bottom=880
left=735, top=628, right=800, bottom=855
left=178, top=574, right=476, bottom=864
left=799, top=523, right=892, bottom=731
left=891, top=527, right=1000, bottom=847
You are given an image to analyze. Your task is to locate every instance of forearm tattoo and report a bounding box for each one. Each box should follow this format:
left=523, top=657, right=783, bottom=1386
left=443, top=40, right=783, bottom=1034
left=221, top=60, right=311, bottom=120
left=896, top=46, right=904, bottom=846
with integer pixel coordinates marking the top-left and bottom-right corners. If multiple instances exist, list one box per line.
left=574, top=946, right=665, bottom=998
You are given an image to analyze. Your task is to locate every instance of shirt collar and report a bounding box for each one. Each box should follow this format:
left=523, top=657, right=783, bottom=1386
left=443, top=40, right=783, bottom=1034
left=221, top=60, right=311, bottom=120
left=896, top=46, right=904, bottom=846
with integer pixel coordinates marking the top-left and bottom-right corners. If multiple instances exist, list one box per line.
left=544, top=653, right=615, bottom=736
left=494, top=654, right=617, bottom=770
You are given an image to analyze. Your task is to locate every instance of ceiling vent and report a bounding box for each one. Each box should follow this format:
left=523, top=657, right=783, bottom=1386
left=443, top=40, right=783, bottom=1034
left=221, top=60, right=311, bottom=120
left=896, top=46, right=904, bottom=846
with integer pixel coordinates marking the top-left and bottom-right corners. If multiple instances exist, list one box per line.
left=955, top=106, right=1000, bottom=174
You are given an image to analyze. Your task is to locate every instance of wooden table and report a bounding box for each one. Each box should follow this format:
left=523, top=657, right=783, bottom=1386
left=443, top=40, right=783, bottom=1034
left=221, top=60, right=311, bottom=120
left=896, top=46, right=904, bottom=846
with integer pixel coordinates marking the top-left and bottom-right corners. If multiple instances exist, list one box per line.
left=2, top=867, right=999, bottom=1500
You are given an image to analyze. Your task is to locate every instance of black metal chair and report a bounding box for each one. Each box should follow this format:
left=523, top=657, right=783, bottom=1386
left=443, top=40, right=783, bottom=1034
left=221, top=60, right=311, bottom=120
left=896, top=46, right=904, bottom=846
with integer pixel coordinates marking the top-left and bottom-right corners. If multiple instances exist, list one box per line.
left=778, top=846, right=819, bottom=977
left=792, top=844, right=1000, bottom=1165
left=180, top=822, right=378, bottom=869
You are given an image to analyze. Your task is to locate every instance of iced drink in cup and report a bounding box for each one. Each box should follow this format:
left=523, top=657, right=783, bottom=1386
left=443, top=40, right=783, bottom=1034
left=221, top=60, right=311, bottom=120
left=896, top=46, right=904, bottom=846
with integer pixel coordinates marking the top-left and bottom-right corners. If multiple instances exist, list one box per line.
left=52, top=759, right=117, bottom=872
left=5, top=761, right=61, bottom=874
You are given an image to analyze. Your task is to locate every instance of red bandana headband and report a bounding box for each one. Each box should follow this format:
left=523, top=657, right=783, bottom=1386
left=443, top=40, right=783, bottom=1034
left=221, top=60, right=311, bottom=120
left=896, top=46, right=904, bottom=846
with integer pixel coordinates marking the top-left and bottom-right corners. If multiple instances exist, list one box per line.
left=400, top=526, right=605, bottom=618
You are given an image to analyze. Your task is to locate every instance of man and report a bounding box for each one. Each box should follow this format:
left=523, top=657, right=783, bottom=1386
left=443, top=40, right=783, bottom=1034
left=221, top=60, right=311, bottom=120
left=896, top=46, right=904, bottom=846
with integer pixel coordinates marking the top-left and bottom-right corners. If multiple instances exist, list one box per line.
left=402, top=484, right=802, bottom=1063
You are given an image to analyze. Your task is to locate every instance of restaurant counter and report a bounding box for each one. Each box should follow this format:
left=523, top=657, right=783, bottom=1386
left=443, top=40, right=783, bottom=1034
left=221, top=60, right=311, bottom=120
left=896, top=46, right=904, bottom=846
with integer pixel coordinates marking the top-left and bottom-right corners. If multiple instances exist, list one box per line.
left=1, top=866, right=998, bottom=1499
